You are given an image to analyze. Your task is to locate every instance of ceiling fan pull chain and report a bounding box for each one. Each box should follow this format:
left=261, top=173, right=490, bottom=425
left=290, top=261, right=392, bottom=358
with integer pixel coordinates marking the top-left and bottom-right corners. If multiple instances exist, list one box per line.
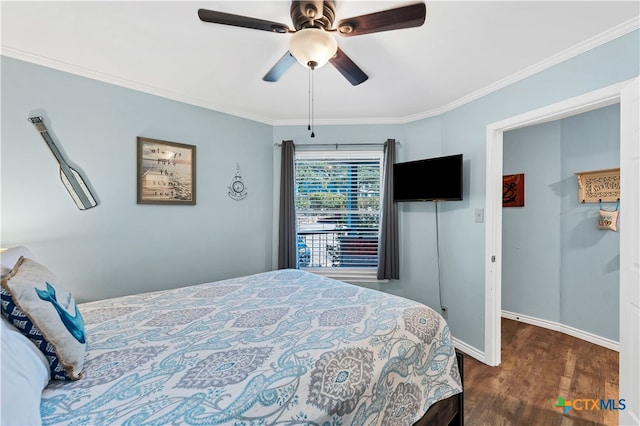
left=308, top=67, right=312, bottom=132
left=310, top=67, right=315, bottom=138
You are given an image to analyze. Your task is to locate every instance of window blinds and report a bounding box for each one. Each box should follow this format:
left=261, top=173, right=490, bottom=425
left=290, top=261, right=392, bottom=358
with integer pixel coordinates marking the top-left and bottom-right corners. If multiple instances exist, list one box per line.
left=294, top=150, right=383, bottom=269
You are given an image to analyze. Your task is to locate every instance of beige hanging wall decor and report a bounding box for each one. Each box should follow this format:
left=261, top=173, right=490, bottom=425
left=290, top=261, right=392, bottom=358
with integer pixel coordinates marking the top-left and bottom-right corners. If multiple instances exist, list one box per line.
left=598, top=202, right=619, bottom=231
left=574, top=168, right=620, bottom=204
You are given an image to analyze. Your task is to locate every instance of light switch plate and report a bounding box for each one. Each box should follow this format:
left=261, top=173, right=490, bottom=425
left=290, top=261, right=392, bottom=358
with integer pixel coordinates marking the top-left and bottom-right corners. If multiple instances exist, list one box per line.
left=475, top=208, right=484, bottom=223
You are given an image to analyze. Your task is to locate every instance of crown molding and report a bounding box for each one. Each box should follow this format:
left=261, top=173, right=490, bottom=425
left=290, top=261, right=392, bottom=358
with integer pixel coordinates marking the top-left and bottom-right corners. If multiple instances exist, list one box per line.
left=271, top=116, right=406, bottom=127
left=399, top=16, right=640, bottom=124
left=2, top=16, right=638, bottom=127
left=278, top=16, right=640, bottom=126
left=0, top=46, right=274, bottom=125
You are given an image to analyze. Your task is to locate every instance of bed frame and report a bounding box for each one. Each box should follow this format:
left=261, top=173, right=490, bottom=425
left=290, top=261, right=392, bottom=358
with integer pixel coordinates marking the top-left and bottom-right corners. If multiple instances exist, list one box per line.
left=413, top=351, right=464, bottom=426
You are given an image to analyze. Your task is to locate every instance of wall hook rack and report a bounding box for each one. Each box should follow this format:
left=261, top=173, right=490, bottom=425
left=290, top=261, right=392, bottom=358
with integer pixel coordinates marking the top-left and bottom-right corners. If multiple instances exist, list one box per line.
left=575, top=168, right=620, bottom=204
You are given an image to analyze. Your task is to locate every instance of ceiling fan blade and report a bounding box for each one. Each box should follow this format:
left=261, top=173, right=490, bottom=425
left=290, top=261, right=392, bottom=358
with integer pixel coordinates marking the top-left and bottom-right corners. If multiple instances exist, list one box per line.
left=329, top=48, right=368, bottom=86
left=263, top=52, right=297, bottom=82
left=336, top=3, right=426, bottom=37
left=198, top=9, right=291, bottom=33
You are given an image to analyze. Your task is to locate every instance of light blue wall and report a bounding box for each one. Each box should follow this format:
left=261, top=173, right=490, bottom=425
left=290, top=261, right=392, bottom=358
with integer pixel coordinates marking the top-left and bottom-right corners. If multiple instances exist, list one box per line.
left=394, top=117, right=451, bottom=309
left=272, top=124, right=405, bottom=146
left=1, top=57, right=274, bottom=303
left=502, top=104, right=620, bottom=341
left=560, top=106, right=620, bottom=339
left=503, top=121, right=563, bottom=322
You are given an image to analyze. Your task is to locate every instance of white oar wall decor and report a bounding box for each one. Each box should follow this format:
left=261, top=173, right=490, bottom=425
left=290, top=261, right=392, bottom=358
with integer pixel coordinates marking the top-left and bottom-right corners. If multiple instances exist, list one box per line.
left=28, top=116, right=98, bottom=210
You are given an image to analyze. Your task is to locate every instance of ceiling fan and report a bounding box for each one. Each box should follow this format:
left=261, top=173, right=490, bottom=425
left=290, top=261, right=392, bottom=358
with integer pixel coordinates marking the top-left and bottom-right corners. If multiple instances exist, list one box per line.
left=198, top=1, right=427, bottom=86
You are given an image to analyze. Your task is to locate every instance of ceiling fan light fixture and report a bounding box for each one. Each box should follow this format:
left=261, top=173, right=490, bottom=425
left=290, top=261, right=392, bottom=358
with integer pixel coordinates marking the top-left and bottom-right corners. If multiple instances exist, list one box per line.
left=288, top=28, right=337, bottom=69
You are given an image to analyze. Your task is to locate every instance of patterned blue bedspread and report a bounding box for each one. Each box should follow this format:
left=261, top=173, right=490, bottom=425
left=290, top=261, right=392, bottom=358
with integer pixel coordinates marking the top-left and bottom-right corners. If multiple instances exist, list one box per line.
left=41, top=269, right=462, bottom=425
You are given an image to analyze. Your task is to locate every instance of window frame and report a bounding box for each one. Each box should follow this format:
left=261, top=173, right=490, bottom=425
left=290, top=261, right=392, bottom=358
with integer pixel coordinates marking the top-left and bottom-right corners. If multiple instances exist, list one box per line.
left=294, top=149, right=384, bottom=282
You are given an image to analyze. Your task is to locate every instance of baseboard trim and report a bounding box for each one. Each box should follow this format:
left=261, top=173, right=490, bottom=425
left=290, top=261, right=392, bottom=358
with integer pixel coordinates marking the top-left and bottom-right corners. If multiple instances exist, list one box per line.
left=501, top=310, right=619, bottom=352
left=453, top=337, right=486, bottom=364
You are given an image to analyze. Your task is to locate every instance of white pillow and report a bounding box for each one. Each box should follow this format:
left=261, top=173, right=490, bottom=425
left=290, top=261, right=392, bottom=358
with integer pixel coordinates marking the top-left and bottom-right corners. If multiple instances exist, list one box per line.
left=1, top=315, right=50, bottom=426
left=0, top=246, right=35, bottom=278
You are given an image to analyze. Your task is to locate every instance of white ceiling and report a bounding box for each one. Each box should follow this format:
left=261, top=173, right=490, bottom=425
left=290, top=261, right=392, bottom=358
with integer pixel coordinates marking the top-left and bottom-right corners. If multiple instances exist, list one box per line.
left=2, top=1, right=638, bottom=125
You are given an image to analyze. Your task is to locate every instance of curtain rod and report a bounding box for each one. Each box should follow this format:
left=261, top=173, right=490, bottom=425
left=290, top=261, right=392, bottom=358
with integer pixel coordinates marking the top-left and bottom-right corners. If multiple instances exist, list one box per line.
left=273, top=141, right=400, bottom=148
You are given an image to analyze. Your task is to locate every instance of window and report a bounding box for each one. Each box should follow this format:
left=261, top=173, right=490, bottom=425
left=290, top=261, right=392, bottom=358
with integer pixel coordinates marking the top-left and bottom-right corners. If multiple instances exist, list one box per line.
left=294, top=149, right=383, bottom=280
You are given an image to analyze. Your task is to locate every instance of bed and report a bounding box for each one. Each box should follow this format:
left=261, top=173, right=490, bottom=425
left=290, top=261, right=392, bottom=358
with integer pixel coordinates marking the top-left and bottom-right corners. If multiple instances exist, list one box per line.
left=1, top=248, right=462, bottom=426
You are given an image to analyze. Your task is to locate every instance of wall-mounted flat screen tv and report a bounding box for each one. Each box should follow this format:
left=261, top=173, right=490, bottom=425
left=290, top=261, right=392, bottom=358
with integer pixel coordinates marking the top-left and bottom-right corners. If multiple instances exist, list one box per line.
left=393, top=154, right=463, bottom=202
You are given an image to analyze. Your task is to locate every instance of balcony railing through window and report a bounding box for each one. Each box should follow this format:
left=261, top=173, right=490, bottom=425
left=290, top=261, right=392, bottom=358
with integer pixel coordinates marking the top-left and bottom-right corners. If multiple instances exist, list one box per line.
left=297, top=228, right=379, bottom=268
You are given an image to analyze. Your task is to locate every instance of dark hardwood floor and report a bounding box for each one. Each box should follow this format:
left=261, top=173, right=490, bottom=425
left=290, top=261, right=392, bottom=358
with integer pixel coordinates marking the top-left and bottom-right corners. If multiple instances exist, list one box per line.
left=462, top=318, right=619, bottom=426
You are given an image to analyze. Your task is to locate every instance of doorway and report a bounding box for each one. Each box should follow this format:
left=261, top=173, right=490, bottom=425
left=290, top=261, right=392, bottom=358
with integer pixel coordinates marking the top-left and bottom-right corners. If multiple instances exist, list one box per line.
left=501, top=105, right=620, bottom=349
left=484, top=77, right=639, bottom=425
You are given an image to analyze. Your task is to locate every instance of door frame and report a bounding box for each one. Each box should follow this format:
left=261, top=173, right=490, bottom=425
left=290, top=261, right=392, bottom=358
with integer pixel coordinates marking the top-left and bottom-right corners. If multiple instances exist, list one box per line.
left=484, top=78, right=637, bottom=367
left=618, top=77, right=639, bottom=425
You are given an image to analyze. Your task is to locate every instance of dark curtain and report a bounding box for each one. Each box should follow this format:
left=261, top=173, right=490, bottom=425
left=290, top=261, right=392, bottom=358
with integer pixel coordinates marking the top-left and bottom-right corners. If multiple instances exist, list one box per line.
left=377, top=139, right=399, bottom=279
left=278, top=140, right=297, bottom=269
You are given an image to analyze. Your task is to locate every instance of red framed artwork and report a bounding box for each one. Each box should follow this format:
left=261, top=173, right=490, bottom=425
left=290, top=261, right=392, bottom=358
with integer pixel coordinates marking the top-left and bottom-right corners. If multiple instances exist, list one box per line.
left=503, top=174, right=524, bottom=207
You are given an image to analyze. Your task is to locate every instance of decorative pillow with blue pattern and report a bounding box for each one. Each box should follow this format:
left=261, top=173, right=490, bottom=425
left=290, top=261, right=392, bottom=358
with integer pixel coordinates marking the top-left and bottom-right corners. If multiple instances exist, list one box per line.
left=0, top=256, right=86, bottom=380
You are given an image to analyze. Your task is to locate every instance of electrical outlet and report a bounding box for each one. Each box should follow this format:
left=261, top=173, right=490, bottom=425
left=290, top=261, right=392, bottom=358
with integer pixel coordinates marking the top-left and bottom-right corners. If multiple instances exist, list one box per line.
left=441, top=306, right=448, bottom=319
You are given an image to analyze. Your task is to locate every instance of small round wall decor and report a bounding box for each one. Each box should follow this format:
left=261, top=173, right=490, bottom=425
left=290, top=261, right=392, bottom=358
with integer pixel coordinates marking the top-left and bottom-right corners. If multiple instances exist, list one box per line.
left=228, top=164, right=247, bottom=201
